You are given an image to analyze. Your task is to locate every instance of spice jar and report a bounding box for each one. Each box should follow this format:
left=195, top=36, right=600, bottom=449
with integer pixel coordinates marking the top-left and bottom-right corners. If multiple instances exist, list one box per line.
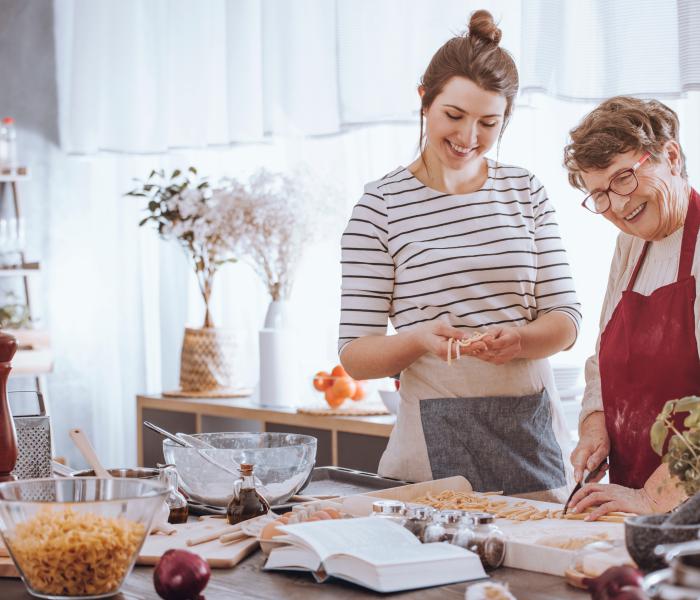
left=403, top=506, right=436, bottom=542
left=370, top=500, right=406, bottom=525
left=159, top=465, right=188, bottom=524
left=452, top=511, right=506, bottom=569
left=424, top=509, right=471, bottom=544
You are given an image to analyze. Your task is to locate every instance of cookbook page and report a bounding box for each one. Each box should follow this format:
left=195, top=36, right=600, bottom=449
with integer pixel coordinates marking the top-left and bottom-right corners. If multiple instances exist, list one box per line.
left=278, top=517, right=421, bottom=562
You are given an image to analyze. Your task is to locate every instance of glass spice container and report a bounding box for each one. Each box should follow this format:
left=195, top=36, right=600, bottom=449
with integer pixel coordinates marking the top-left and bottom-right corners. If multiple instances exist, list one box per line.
left=403, top=505, right=435, bottom=542
left=226, top=463, right=270, bottom=525
left=159, top=465, right=189, bottom=524
left=424, top=509, right=471, bottom=544
left=452, top=511, right=506, bottom=569
left=370, top=500, right=406, bottom=525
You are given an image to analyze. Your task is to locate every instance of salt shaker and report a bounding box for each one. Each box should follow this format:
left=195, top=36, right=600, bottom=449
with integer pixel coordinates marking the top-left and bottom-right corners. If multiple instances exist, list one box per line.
left=403, top=505, right=435, bottom=542
left=452, top=511, right=506, bottom=569
left=370, top=500, right=406, bottom=525
left=424, top=509, right=471, bottom=544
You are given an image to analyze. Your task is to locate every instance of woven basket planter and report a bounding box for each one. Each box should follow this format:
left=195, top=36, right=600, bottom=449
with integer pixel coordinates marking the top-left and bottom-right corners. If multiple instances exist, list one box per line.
left=178, top=327, right=238, bottom=393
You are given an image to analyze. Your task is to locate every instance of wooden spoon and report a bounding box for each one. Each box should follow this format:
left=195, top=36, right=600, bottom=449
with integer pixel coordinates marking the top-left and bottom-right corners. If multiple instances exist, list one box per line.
left=69, top=428, right=111, bottom=478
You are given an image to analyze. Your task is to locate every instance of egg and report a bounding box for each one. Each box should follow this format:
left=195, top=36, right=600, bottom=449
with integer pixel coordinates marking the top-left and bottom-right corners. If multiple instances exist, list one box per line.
left=260, top=521, right=286, bottom=540
left=311, top=510, right=332, bottom=520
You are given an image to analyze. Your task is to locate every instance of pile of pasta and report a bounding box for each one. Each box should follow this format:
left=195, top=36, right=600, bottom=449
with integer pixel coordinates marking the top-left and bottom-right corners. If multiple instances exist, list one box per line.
left=412, top=490, right=632, bottom=523
left=6, top=508, right=145, bottom=596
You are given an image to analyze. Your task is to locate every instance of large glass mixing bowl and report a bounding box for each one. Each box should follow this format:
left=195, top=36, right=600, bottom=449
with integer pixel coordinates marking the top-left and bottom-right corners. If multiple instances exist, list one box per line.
left=163, top=432, right=317, bottom=506
left=0, top=477, right=167, bottom=599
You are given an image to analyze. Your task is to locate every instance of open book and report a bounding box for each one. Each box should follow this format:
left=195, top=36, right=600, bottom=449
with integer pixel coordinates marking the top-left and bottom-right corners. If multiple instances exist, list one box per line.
left=264, top=517, right=487, bottom=593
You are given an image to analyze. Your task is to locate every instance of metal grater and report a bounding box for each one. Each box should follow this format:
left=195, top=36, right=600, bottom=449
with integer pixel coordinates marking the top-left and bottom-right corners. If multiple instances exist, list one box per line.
left=10, top=391, right=52, bottom=480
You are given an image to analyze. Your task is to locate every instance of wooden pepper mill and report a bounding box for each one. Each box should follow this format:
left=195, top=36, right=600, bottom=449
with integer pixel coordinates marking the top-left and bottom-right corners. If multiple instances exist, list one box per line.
left=0, top=332, right=18, bottom=482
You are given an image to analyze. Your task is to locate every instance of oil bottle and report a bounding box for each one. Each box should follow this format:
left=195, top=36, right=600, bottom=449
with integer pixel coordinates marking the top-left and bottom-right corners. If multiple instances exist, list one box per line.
left=226, top=463, right=269, bottom=525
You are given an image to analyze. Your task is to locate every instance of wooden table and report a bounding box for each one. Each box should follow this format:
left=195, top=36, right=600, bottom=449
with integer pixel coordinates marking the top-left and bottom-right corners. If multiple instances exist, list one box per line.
left=137, top=394, right=395, bottom=470
left=0, top=551, right=587, bottom=599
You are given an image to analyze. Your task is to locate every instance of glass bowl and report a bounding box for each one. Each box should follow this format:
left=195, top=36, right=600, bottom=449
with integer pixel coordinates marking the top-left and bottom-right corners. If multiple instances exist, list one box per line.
left=163, top=432, right=317, bottom=507
left=0, top=477, right=168, bottom=599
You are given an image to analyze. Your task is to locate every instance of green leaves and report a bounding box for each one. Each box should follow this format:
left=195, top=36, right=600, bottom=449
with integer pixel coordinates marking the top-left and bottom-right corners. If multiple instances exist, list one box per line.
left=650, top=420, right=668, bottom=456
left=653, top=396, right=700, bottom=495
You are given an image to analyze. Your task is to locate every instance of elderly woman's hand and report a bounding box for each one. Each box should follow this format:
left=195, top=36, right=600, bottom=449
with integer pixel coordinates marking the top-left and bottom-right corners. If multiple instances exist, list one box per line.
left=566, top=483, right=655, bottom=521
left=571, top=412, right=610, bottom=483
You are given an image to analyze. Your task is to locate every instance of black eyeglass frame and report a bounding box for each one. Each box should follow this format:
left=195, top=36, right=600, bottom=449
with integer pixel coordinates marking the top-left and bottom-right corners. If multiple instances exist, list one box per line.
left=581, top=152, right=652, bottom=214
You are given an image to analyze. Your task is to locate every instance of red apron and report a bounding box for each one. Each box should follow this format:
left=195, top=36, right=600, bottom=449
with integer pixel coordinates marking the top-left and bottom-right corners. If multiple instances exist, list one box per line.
left=599, top=189, right=700, bottom=489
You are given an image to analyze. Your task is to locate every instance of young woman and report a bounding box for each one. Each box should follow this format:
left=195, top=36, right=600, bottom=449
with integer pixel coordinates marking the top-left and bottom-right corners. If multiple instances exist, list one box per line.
left=337, top=10, right=582, bottom=501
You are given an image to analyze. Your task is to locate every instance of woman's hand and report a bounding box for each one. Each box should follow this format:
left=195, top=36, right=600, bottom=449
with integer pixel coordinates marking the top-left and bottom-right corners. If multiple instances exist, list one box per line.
left=570, top=412, right=610, bottom=483
left=470, top=326, right=522, bottom=365
left=409, top=321, right=473, bottom=362
left=567, top=483, right=655, bottom=521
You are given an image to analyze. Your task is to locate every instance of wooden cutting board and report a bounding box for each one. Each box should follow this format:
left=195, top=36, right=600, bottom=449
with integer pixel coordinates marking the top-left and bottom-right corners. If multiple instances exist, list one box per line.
left=344, top=476, right=630, bottom=577
left=138, top=518, right=259, bottom=568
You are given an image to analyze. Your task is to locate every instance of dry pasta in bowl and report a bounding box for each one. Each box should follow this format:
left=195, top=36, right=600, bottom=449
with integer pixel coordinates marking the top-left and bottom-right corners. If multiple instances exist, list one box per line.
left=0, top=477, right=167, bottom=599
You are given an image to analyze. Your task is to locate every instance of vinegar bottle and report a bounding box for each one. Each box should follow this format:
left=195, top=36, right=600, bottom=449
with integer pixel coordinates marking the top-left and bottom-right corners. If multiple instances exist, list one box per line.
left=226, top=463, right=269, bottom=525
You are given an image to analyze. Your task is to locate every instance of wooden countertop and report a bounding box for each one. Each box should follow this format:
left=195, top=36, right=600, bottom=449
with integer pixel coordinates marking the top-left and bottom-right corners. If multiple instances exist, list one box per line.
left=137, top=394, right=396, bottom=437
left=0, top=551, right=587, bottom=599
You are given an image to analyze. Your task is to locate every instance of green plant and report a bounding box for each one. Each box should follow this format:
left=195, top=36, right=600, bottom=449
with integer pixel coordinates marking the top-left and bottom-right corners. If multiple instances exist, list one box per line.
left=651, top=396, right=700, bottom=496
left=0, top=293, right=31, bottom=329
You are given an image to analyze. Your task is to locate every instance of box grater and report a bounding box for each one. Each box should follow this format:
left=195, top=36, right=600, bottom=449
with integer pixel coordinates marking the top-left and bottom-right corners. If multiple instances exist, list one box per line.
left=9, top=391, right=52, bottom=480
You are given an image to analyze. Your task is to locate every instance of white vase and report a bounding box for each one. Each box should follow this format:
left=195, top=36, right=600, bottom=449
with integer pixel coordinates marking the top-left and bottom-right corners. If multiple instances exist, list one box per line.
left=258, top=300, right=296, bottom=407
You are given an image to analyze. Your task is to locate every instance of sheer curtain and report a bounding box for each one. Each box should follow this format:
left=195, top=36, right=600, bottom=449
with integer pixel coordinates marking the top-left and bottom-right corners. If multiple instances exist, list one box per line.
left=49, top=0, right=700, bottom=466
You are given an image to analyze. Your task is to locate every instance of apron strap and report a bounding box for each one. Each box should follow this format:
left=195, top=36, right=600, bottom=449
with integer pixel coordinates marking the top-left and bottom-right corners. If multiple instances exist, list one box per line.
left=627, top=242, right=650, bottom=292
left=678, top=188, right=700, bottom=280
left=627, top=188, right=700, bottom=291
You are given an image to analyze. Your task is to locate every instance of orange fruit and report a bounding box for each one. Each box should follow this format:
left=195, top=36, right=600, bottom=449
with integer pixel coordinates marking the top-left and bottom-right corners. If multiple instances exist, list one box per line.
left=325, top=387, right=345, bottom=408
left=351, top=380, right=367, bottom=401
left=331, top=364, right=347, bottom=378
left=331, top=376, right=356, bottom=401
left=313, top=370, right=332, bottom=391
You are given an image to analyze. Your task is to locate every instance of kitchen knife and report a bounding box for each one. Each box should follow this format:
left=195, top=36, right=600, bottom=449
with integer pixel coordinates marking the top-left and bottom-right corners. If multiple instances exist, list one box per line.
left=562, top=459, right=608, bottom=515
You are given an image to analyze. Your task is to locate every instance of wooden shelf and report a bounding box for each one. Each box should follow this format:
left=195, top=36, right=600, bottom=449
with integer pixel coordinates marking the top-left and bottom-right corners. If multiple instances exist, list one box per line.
left=0, top=261, right=40, bottom=276
left=11, top=348, right=53, bottom=375
left=0, top=167, right=30, bottom=182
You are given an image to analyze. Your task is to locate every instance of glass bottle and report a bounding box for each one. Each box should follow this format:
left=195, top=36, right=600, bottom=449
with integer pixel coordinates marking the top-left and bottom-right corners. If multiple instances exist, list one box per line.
left=160, top=465, right=188, bottom=524
left=0, top=118, right=17, bottom=172
left=452, top=511, right=506, bottom=569
left=370, top=500, right=406, bottom=525
left=226, top=463, right=270, bottom=525
left=424, top=509, right=471, bottom=544
left=403, top=505, right=435, bottom=541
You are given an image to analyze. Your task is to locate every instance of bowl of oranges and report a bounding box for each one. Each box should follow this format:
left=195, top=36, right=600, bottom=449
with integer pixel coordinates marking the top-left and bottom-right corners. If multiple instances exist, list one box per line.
left=312, top=365, right=368, bottom=409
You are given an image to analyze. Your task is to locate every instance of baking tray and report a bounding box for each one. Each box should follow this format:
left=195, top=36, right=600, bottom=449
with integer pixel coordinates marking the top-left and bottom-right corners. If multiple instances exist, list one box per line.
left=187, top=466, right=408, bottom=516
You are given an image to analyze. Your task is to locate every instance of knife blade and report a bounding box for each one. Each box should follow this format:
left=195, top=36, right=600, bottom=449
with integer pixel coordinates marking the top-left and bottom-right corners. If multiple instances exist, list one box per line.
left=562, top=459, right=608, bottom=515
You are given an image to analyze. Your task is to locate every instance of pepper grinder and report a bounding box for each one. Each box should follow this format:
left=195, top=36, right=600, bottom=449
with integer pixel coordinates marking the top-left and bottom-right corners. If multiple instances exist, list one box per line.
left=0, top=332, right=18, bottom=482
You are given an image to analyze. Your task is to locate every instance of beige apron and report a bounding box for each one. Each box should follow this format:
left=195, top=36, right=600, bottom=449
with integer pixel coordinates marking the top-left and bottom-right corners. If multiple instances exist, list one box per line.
left=378, top=354, right=573, bottom=502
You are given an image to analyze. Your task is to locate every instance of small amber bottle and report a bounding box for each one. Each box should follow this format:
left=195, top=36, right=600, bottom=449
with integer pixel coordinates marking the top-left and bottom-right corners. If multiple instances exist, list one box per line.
left=226, top=463, right=270, bottom=525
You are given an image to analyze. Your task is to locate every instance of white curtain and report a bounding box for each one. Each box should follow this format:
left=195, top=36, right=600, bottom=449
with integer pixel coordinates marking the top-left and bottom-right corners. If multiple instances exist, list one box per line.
left=48, top=0, right=700, bottom=467
left=521, top=0, right=700, bottom=100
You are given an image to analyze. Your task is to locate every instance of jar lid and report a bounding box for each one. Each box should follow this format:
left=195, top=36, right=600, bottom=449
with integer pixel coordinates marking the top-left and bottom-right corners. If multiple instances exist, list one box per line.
left=439, top=509, right=467, bottom=524
left=406, top=506, right=435, bottom=520
left=470, top=511, right=495, bottom=524
left=372, top=500, right=406, bottom=515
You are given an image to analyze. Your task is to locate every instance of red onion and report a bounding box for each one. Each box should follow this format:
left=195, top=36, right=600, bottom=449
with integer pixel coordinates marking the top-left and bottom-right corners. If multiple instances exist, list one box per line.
left=154, top=549, right=211, bottom=600
left=583, top=565, right=646, bottom=600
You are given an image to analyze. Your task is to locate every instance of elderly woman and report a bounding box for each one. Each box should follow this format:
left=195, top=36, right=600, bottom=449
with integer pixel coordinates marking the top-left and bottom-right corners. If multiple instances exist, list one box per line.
left=564, top=96, right=698, bottom=520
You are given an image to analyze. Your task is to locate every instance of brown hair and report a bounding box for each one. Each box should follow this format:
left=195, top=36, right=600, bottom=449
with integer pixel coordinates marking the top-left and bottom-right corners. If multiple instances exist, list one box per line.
left=564, top=96, right=687, bottom=191
left=418, top=10, right=519, bottom=159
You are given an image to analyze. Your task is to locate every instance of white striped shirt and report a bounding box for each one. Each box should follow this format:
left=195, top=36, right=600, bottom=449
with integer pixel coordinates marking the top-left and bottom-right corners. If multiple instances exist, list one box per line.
left=338, top=159, right=582, bottom=354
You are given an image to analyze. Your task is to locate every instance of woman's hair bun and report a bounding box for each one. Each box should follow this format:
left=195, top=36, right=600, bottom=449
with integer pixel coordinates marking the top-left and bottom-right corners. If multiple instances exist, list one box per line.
left=468, top=10, right=502, bottom=45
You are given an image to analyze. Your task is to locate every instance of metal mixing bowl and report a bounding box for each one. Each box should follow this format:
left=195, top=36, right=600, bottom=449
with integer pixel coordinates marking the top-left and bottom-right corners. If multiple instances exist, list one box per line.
left=163, top=432, right=316, bottom=506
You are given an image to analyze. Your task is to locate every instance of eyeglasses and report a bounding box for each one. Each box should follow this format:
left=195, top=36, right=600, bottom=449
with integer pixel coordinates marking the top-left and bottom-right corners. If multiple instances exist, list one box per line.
left=581, top=152, right=651, bottom=214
